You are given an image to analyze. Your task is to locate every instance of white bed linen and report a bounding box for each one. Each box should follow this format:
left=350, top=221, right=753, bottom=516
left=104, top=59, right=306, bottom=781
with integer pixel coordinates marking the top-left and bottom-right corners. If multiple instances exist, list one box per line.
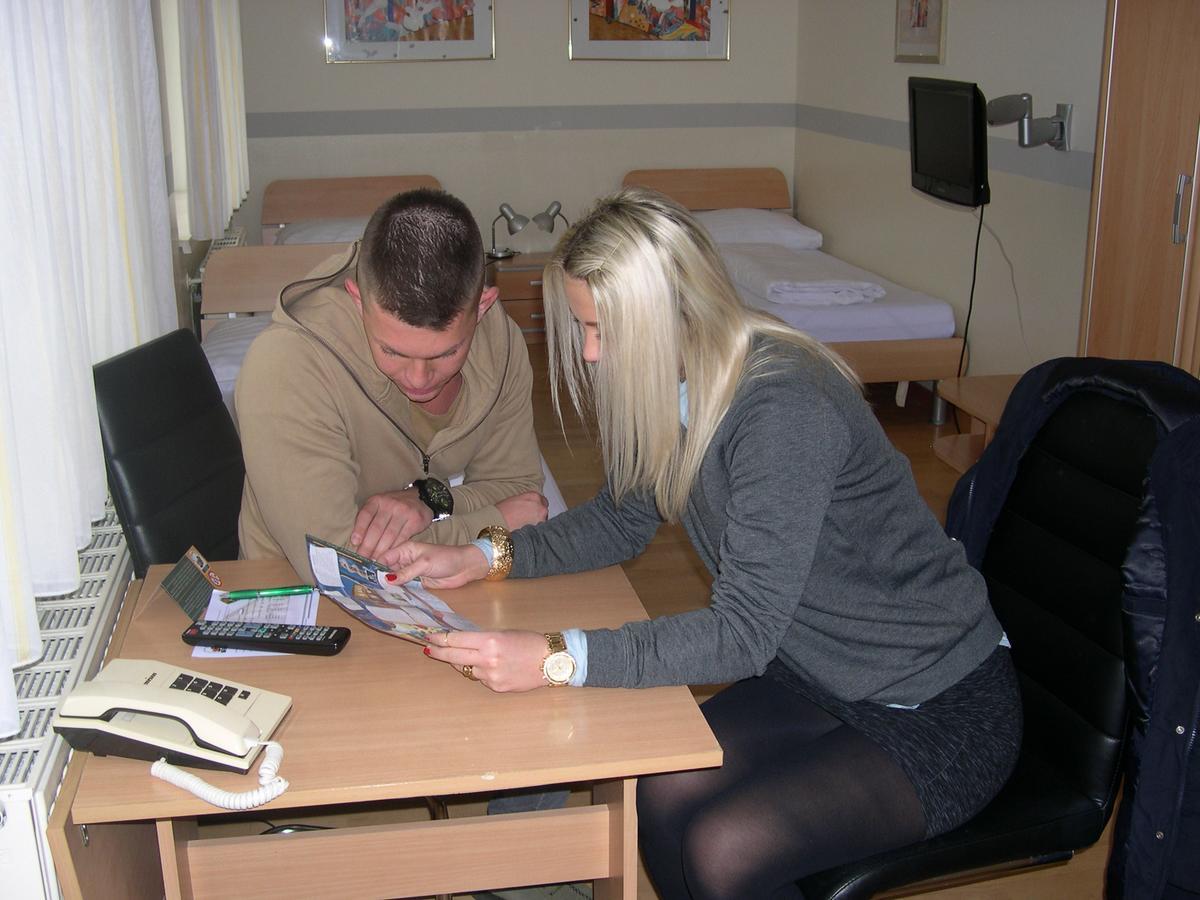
left=732, top=249, right=955, bottom=343
left=719, top=243, right=886, bottom=306
left=201, top=316, right=569, bottom=517
left=275, top=216, right=368, bottom=245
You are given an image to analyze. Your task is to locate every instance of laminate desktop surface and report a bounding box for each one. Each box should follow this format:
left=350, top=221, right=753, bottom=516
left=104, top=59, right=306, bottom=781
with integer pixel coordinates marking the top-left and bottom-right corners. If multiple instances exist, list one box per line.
left=60, top=558, right=721, bottom=899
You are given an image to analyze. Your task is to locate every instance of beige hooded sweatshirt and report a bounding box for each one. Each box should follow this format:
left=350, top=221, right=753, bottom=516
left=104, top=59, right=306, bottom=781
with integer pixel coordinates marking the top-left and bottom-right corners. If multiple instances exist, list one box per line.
left=235, top=245, right=542, bottom=579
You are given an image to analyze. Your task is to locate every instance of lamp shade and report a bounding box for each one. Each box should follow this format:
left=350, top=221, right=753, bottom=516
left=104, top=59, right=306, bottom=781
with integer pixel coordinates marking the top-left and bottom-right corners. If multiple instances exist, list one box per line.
left=532, top=201, right=569, bottom=234
left=499, top=203, right=530, bottom=235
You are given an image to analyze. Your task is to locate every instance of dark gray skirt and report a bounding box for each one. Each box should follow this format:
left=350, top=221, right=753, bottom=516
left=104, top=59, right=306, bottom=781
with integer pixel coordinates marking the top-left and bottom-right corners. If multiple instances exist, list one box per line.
left=766, top=645, right=1022, bottom=837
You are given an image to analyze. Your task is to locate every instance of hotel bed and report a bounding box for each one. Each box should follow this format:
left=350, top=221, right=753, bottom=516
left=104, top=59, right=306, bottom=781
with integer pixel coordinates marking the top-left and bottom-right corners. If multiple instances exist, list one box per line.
left=201, top=174, right=444, bottom=336
left=199, top=173, right=567, bottom=516
left=621, top=167, right=964, bottom=389
left=259, top=174, right=441, bottom=245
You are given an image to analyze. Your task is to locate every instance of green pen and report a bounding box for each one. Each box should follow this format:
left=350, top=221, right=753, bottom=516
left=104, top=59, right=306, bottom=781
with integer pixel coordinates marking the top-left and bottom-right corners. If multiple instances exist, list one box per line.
left=221, top=584, right=315, bottom=603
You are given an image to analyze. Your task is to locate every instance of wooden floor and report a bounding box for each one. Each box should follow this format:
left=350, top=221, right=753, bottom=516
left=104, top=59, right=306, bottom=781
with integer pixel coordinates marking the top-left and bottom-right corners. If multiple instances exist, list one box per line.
left=526, top=343, right=1112, bottom=900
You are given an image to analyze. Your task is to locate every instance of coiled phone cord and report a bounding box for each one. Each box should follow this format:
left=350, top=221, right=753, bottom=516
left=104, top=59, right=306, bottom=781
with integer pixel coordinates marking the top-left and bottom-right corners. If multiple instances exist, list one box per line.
left=150, top=740, right=289, bottom=810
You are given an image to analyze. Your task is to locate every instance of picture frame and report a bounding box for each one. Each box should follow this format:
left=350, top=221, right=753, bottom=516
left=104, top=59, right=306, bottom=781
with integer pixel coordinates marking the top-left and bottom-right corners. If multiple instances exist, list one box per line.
left=894, top=0, right=945, bottom=64
left=324, top=1, right=495, bottom=63
left=569, top=1, right=730, bottom=61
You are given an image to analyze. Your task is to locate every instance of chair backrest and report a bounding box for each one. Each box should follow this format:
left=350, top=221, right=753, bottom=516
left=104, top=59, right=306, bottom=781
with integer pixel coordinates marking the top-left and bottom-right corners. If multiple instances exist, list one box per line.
left=947, top=358, right=1200, bottom=814
left=94, top=329, right=244, bottom=578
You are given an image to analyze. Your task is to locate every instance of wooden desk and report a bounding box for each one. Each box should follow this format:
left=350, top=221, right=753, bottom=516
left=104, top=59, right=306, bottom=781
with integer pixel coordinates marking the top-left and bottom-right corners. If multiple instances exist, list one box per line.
left=199, top=243, right=349, bottom=337
left=932, top=374, right=1021, bottom=473
left=50, top=560, right=721, bottom=899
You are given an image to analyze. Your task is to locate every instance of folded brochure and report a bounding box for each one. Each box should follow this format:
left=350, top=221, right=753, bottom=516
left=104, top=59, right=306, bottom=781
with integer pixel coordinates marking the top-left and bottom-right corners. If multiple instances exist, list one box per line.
left=307, top=534, right=478, bottom=645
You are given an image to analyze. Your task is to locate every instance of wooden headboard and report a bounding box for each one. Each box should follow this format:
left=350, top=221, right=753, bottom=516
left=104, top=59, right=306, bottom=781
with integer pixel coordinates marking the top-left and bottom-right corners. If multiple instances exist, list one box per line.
left=621, top=167, right=791, bottom=211
left=260, top=175, right=443, bottom=243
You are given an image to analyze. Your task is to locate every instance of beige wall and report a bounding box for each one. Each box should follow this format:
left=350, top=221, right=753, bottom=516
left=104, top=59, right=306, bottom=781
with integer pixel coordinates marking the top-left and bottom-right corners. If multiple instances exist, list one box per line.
left=236, top=0, right=1107, bottom=375
left=236, top=0, right=800, bottom=251
left=794, top=0, right=1107, bottom=375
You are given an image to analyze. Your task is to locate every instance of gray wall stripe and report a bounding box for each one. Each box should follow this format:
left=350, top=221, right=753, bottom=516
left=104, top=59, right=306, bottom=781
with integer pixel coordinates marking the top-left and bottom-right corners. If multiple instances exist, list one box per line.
left=247, top=102, right=1093, bottom=189
left=792, top=104, right=1093, bottom=190
left=245, top=103, right=797, bottom=137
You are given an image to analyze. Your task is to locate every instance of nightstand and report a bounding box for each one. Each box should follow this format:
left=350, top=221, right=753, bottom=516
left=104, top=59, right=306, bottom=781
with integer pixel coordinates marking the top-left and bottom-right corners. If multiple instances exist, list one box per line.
left=931, top=374, right=1021, bottom=473
left=490, top=251, right=549, bottom=343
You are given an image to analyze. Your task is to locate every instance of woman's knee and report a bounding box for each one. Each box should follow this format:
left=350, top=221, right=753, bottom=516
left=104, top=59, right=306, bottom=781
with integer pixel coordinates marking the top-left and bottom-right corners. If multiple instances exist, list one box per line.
left=638, top=766, right=725, bottom=824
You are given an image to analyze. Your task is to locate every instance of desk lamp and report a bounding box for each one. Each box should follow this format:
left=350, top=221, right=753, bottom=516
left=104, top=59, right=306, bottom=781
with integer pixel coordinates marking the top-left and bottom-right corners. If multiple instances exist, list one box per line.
left=488, top=203, right=530, bottom=259
left=532, top=201, right=570, bottom=235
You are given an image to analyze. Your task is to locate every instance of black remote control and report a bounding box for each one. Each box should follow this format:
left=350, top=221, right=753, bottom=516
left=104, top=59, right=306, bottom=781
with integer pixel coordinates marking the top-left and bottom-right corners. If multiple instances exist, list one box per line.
left=182, top=620, right=351, bottom=656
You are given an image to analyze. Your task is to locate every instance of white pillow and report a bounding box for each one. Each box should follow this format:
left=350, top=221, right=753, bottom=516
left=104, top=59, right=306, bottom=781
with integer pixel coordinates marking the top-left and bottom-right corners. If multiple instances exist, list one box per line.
left=275, top=216, right=369, bottom=245
left=694, top=208, right=823, bottom=251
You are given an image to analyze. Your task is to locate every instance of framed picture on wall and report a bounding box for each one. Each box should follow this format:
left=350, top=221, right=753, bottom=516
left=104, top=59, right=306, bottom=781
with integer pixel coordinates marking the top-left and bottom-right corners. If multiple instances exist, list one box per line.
left=894, top=0, right=946, bottom=64
left=324, top=1, right=495, bottom=62
left=569, top=0, right=730, bottom=61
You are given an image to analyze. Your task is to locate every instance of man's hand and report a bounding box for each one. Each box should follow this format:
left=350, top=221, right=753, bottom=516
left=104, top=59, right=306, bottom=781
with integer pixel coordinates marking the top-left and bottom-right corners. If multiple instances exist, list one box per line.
left=496, top=491, right=549, bottom=530
left=351, top=488, right=432, bottom=561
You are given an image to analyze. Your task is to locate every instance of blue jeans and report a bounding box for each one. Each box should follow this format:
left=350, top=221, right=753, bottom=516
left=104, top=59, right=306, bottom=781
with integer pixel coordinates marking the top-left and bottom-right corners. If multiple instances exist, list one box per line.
left=486, top=787, right=569, bottom=814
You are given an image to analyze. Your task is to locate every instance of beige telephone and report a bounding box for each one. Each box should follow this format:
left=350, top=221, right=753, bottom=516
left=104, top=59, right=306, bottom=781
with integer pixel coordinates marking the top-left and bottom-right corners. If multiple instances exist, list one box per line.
left=53, top=659, right=293, bottom=809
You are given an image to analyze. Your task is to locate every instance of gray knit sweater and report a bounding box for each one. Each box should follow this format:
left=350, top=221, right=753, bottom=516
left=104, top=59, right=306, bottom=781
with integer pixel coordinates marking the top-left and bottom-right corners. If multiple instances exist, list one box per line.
left=512, top=341, right=1001, bottom=706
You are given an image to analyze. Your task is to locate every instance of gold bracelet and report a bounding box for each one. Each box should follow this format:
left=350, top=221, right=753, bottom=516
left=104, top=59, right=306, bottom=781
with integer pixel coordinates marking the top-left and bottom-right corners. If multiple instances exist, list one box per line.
left=477, top=525, right=514, bottom=581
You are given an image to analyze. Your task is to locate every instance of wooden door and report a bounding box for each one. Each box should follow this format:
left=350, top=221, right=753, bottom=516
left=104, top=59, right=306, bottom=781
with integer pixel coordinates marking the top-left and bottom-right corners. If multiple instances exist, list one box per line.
left=1080, top=0, right=1200, bottom=366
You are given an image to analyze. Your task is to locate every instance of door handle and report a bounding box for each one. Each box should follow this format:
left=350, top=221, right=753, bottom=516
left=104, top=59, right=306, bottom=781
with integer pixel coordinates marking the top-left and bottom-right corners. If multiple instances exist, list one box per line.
left=1173, top=173, right=1192, bottom=245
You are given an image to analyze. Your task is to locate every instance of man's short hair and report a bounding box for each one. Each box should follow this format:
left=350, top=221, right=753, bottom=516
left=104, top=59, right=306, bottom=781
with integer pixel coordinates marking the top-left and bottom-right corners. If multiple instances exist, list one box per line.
left=357, top=188, right=485, bottom=329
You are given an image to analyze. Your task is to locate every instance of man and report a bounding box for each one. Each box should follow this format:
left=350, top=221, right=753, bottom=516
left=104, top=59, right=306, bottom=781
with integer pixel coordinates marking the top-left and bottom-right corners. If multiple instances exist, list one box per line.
left=235, top=188, right=547, bottom=579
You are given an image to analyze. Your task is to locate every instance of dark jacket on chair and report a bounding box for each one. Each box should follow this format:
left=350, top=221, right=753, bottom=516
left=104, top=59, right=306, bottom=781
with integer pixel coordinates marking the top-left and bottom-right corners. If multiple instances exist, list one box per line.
left=1106, top=415, right=1200, bottom=900
left=944, top=357, right=1200, bottom=900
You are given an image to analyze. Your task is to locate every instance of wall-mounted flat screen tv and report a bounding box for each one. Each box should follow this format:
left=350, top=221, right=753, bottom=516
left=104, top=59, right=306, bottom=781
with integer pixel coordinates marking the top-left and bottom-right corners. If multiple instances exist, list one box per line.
left=908, top=77, right=990, bottom=208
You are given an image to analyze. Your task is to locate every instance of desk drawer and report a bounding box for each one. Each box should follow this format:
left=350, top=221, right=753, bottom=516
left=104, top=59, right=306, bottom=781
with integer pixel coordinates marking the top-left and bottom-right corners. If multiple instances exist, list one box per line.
left=503, top=299, right=546, bottom=342
left=494, top=267, right=545, bottom=300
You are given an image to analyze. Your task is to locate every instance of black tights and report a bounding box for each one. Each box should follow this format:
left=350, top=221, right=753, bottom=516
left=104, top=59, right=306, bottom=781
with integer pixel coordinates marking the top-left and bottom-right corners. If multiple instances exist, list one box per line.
left=638, top=674, right=927, bottom=900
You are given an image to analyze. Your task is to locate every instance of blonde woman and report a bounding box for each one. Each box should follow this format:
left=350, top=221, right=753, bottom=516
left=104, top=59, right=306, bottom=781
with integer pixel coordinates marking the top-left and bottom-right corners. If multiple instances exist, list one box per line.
left=385, top=188, right=1021, bottom=898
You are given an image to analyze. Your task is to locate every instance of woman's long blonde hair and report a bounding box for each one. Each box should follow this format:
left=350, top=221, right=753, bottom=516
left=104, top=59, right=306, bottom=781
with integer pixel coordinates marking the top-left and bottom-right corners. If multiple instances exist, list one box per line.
left=543, top=187, right=859, bottom=521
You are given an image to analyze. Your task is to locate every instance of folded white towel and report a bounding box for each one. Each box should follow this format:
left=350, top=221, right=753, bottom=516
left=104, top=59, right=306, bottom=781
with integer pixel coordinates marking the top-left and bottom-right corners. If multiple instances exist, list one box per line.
left=719, top=243, right=886, bottom=307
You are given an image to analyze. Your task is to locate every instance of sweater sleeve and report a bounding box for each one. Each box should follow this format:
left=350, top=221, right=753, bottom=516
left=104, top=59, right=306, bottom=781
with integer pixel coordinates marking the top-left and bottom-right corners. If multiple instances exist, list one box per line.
left=510, top=483, right=664, bottom=577
left=236, top=328, right=363, bottom=580
left=582, top=378, right=850, bottom=688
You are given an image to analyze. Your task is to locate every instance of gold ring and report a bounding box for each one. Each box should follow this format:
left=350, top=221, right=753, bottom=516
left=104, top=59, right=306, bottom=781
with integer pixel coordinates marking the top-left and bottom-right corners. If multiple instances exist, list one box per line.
left=461, top=665, right=476, bottom=680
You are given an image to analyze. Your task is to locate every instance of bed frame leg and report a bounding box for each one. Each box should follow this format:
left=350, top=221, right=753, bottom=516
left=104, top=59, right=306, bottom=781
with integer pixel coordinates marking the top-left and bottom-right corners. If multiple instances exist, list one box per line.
left=930, top=388, right=948, bottom=426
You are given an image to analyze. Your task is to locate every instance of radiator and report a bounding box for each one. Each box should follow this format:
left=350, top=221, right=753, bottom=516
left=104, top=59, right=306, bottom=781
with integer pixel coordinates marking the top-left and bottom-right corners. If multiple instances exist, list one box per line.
left=0, top=504, right=131, bottom=899
left=185, top=224, right=247, bottom=300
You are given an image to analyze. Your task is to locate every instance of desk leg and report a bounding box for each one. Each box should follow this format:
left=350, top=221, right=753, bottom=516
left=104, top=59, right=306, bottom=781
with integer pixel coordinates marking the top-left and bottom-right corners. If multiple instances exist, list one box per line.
left=156, top=819, right=197, bottom=900
left=593, top=778, right=637, bottom=900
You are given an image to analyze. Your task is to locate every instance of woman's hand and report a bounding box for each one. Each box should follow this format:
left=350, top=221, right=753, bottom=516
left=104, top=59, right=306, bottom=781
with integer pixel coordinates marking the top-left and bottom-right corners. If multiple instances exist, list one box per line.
left=425, top=630, right=552, bottom=692
left=379, top=542, right=488, bottom=588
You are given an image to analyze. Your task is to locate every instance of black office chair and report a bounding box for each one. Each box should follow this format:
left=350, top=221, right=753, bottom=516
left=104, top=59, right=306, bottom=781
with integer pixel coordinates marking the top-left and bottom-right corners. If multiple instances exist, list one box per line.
left=797, top=358, right=1200, bottom=899
left=94, top=328, right=245, bottom=578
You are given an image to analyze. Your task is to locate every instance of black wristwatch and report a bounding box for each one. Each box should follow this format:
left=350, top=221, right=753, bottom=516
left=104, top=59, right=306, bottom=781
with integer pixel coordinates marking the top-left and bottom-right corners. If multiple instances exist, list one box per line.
left=410, top=477, right=453, bottom=521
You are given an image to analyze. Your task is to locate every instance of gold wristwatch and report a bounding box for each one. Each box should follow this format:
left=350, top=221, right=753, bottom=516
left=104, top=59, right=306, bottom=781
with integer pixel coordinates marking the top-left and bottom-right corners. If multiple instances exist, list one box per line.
left=541, top=632, right=576, bottom=687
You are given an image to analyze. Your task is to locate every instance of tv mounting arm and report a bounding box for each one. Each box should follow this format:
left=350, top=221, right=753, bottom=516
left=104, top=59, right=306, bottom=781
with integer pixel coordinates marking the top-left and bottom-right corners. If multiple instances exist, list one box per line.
left=986, top=93, right=1073, bottom=152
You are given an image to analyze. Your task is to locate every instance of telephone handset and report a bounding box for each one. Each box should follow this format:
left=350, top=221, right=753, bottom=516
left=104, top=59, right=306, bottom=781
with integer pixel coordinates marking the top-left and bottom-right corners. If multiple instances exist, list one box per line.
left=53, top=659, right=293, bottom=810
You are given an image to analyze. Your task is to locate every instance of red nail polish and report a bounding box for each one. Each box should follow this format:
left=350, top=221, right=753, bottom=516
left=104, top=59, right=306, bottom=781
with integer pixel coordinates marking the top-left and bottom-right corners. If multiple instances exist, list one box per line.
left=385, top=572, right=398, bottom=582
left=423, top=646, right=431, bottom=656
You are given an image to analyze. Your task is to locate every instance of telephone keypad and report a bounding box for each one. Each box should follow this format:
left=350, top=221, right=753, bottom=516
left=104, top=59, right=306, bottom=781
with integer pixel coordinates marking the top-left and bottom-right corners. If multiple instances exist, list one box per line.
left=167, top=673, right=237, bottom=705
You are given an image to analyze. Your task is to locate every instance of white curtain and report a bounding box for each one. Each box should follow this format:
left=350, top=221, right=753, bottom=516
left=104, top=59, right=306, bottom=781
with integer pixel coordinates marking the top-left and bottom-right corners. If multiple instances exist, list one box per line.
left=166, top=0, right=249, bottom=241
left=0, top=2, right=177, bottom=737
